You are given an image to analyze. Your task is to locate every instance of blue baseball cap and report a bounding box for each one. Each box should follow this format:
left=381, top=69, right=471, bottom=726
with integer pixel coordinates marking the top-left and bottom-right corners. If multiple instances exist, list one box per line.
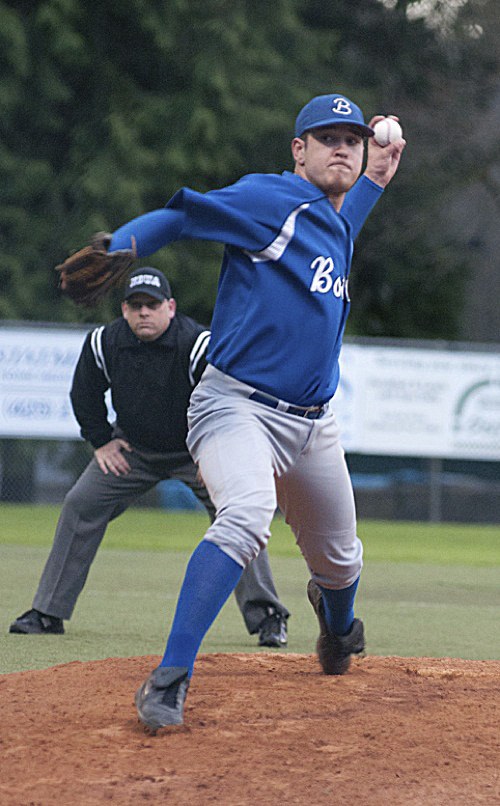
left=295, top=94, right=374, bottom=138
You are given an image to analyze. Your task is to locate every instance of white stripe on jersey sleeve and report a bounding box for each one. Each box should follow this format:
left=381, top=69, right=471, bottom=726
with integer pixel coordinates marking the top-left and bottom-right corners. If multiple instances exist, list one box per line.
left=244, top=202, right=310, bottom=263
left=189, top=330, right=210, bottom=385
left=90, top=326, right=111, bottom=384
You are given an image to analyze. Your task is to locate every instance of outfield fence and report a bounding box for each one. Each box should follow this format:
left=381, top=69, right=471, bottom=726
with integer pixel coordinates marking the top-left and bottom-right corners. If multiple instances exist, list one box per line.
left=1, top=322, right=499, bottom=523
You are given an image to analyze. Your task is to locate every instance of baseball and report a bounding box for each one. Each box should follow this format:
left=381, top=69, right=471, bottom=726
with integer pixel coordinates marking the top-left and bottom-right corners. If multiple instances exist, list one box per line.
left=373, top=117, right=403, bottom=147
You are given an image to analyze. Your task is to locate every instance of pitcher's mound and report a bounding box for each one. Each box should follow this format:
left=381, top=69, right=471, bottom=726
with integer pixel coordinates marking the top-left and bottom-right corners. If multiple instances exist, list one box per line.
left=1, top=653, right=499, bottom=805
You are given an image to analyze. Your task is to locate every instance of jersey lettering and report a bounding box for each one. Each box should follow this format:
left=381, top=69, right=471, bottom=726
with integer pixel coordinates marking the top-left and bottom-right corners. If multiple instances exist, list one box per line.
left=310, top=256, right=334, bottom=292
left=309, top=256, right=349, bottom=300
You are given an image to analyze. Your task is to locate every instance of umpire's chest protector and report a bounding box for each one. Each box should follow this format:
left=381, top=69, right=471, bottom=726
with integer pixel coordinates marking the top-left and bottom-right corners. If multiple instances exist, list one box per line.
left=104, top=316, right=198, bottom=452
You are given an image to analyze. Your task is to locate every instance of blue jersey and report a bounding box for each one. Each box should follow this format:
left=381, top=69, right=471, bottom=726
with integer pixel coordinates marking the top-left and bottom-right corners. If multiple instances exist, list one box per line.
left=111, top=171, right=383, bottom=406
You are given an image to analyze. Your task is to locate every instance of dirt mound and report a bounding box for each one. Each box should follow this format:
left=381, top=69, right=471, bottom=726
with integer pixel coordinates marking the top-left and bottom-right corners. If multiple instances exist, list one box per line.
left=1, top=653, right=499, bottom=805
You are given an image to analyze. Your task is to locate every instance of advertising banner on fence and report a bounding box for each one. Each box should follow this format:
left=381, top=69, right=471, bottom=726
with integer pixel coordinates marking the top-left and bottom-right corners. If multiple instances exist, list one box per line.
left=334, top=343, right=500, bottom=460
left=1, top=326, right=500, bottom=460
left=0, top=326, right=87, bottom=438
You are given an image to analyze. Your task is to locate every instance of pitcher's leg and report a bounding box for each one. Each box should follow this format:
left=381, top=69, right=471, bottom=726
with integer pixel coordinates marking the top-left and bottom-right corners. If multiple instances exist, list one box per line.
left=276, top=417, right=365, bottom=674
left=165, top=456, right=290, bottom=641
left=160, top=408, right=278, bottom=678
left=192, top=416, right=278, bottom=566
left=276, top=414, right=363, bottom=640
left=161, top=540, right=243, bottom=672
left=276, top=417, right=362, bottom=592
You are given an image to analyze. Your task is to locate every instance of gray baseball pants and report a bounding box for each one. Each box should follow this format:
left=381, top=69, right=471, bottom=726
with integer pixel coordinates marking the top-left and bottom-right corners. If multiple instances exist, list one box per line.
left=33, top=443, right=288, bottom=633
left=187, top=366, right=363, bottom=589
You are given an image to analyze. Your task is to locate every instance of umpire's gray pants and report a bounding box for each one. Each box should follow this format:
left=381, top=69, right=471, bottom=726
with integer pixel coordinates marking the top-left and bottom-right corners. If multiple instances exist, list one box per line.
left=33, top=446, right=288, bottom=633
left=187, top=366, right=363, bottom=589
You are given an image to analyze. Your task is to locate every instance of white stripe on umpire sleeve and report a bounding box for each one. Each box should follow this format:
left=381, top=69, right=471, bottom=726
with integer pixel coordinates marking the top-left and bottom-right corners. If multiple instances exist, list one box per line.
left=244, top=202, right=310, bottom=263
left=90, top=326, right=111, bottom=383
left=189, top=330, right=211, bottom=385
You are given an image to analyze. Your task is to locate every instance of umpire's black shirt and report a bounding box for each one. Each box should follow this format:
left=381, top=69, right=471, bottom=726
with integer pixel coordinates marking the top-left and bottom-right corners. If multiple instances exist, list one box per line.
left=70, top=313, right=210, bottom=453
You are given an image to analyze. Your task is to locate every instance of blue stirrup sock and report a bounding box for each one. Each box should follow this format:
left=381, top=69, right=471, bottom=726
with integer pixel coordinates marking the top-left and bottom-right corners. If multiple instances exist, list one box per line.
left=160, top=540, right=243, bottom=676
left=319, top=576, right=360, bottom=636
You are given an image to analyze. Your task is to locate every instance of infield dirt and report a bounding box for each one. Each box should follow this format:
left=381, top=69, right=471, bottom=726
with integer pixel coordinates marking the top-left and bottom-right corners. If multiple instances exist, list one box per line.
left=1, top=653, right=499, bottom=805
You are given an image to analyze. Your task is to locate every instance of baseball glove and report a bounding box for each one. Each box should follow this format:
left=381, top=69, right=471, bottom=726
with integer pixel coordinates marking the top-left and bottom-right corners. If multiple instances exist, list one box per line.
left=55, top=232, right=137, bottom=307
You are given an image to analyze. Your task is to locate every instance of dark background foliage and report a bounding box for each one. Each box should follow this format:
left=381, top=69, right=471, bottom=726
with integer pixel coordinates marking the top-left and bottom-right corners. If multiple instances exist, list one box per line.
left=1, top=0, right=499, bottom=338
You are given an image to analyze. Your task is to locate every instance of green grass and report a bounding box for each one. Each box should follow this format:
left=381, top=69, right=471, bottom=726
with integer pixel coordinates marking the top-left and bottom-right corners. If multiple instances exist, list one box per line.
left=1, top=504, right=499, bottom=674
left=2, top=502, right=499, bottom=563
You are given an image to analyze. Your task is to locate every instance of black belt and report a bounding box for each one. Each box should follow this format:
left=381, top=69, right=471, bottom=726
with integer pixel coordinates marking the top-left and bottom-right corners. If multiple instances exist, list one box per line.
left=249, top=391, right=326, bottom=420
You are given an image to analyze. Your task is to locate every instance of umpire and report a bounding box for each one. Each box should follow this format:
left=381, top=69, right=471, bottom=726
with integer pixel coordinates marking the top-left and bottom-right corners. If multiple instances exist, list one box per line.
left=9, top=268, right=289, bottom=646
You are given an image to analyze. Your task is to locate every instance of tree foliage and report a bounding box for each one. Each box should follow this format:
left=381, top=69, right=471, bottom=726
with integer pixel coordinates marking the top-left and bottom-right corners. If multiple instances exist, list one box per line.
left=301, top=0, right=500, bottom=338
left=0, top=0, right=499, bottom=338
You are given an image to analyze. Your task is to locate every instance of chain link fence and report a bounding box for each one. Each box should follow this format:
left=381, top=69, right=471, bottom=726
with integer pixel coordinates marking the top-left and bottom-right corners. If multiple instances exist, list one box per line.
left=0, top=438, right=204, bottom=511
left=1, top=437, right=499, bottom=523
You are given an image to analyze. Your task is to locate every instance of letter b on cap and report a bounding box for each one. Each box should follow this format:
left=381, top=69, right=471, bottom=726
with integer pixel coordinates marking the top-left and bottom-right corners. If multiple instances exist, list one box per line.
left=331, top=97, right=352, bottom=115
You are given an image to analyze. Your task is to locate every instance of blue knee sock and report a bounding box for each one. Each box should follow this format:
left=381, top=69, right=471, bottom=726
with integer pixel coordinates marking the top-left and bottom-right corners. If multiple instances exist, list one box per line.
left=160, top=540, right=243, bottom=676
left=319, top=577, right=360, bottom=636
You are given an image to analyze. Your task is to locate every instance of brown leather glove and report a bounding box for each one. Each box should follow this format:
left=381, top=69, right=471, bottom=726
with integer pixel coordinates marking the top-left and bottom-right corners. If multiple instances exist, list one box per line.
left=55, top=232, right=136, bottom=307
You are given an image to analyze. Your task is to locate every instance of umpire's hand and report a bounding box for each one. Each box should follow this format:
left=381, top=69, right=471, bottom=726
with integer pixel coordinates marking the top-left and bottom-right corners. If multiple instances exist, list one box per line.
left=95, top=438, right=133, bottom=476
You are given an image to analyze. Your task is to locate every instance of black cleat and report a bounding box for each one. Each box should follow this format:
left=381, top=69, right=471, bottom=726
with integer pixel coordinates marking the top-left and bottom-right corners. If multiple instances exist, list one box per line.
left=307, top=580, right=364, bottom=675
left=9, top=609, right=65, bottom=635
left=258, top=612, right=288, bottom=648
left=135, top=666, right=190, bottom=730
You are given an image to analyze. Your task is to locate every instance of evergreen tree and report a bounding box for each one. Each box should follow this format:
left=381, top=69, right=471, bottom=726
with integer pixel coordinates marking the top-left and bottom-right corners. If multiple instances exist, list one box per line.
left=0, top=0, right=313, bottom=324
left=1, top=0, right=499, bottom=338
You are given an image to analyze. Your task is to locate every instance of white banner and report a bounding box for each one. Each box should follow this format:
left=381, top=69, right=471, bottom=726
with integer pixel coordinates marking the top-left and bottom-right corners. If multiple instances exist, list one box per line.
left=1, top=325, right=500, bottom=461
left=0, top=327, right=87, bottom=438
left=334, top=343, right=500, bottom=460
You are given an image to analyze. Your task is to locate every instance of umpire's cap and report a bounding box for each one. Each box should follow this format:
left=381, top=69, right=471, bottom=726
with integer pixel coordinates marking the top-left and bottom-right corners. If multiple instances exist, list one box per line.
left=123, top=268, right=172, bottom=302
left=295, top=93, right=374, bottom=138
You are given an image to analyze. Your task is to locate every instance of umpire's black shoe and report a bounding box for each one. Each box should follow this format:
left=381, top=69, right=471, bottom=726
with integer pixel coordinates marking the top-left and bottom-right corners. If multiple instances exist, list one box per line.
left=258, top=612, right=288, bottom=647
left=9, top=609, right=65, bottom=635
left=135, top=666, right=190, bottom=731
left=307, top=580, right=364, bottom=675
